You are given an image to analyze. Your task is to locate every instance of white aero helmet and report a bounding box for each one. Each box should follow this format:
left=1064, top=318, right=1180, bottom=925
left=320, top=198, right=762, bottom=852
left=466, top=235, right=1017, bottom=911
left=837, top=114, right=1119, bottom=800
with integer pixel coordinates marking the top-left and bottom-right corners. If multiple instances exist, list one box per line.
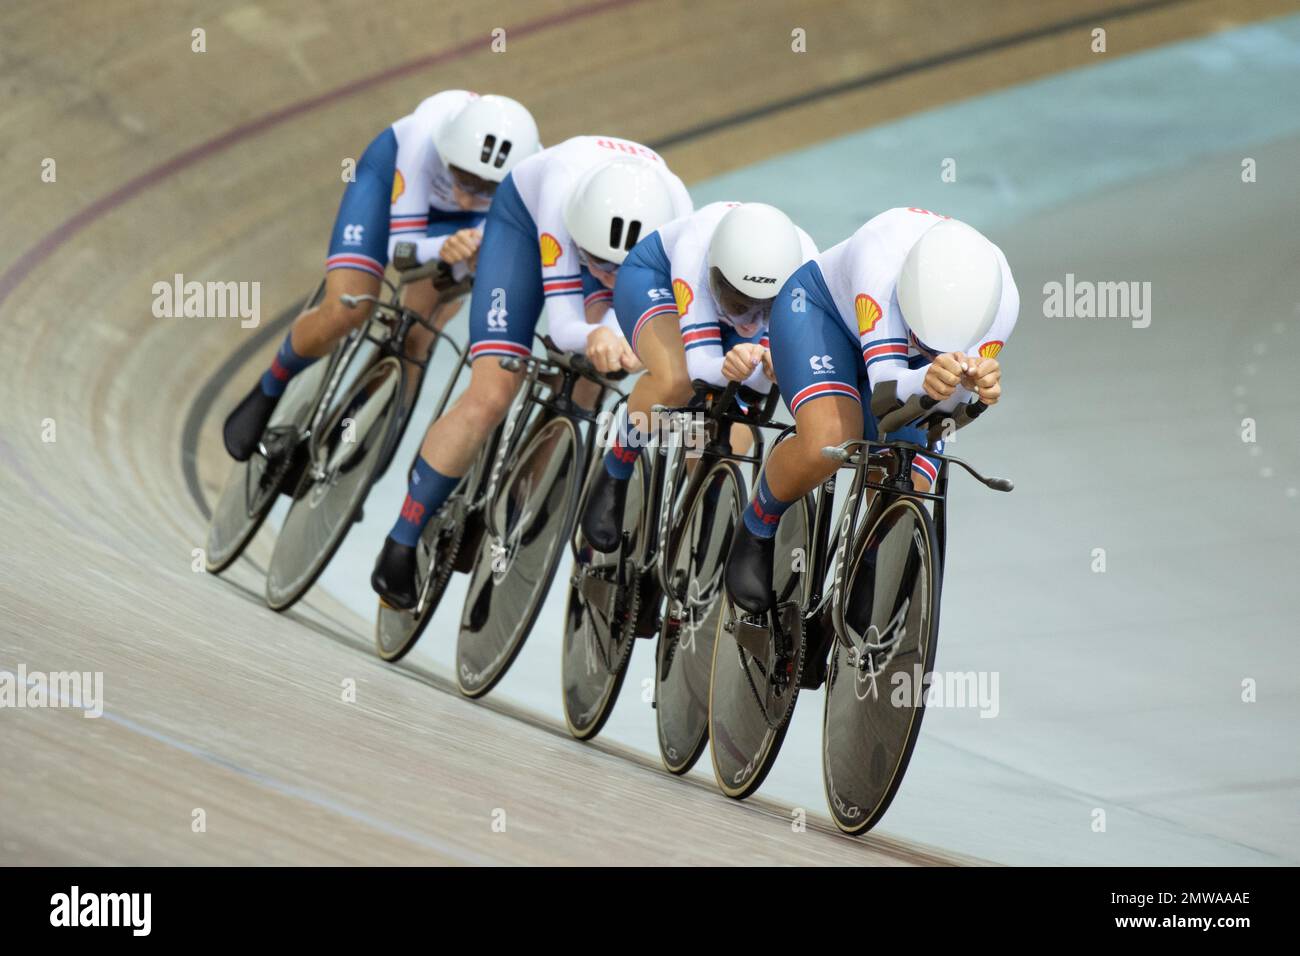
left=896, top=219, right=1002, bottom=353
left=707, top=203, right=803, bottom=304
left=436, top=94, right=539, bottom=183
left=563, top=157, right=678, bottom=265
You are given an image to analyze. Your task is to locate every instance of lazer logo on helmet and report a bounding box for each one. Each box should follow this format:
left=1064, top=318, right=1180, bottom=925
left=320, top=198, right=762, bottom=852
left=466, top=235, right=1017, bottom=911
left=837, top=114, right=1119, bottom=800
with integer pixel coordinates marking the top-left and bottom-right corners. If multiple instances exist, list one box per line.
left=743, top=275, right=776, bottom=284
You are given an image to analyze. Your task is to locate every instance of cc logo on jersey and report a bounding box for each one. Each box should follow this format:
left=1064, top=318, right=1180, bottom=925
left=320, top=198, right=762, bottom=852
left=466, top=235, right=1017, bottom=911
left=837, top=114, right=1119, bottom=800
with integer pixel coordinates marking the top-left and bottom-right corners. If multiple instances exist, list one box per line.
left=809, top=354, right=835, bottom=373
left=647, top=287, right=673, bottom=300
left=342, top=224, right=365, bottom=245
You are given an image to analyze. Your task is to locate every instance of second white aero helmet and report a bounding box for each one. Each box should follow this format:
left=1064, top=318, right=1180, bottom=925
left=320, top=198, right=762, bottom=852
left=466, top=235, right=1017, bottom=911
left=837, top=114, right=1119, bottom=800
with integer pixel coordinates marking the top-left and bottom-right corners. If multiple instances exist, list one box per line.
left=436, top=94, right=540, bottom=183
left=896, top=219, right=1002, bottom=354
left=707, top=203, right=803, bottom=306
left=563, top=157, right=678, bottom=265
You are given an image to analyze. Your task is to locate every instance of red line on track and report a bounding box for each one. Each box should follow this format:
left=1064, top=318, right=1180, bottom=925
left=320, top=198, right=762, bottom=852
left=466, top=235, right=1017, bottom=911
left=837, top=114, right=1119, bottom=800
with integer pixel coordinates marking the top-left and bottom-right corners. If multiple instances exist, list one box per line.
left=0, top=0, right=643, bottom=312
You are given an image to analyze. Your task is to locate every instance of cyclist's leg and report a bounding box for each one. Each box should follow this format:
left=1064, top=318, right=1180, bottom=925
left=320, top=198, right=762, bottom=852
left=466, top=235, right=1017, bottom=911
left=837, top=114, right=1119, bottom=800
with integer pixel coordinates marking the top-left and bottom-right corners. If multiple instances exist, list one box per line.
left=725, top=263, right=862, bottom=614
left=412, top=177, right=539, bottom=487
left=222, top=131, right=394, bottom=461
left=757, top=272, right=863, bottom=508
left=289, top=128, right=397, bottom=357
left=396, top=277, right=468, bottom=407
left=373, top=175, right=540, bottom=605
left=579, top=241, right=681, bottom=551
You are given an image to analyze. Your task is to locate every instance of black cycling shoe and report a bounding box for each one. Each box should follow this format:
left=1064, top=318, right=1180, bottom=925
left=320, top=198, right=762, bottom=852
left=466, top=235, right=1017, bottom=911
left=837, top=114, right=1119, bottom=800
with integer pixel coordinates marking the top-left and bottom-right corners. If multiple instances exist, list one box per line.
left=724, top=520, right=776, bottom=616
left=223, top=384, right=281, bottom=462
left=371, top=536, right=419, bottom=610
left=580, top=467, right=629, bottom=554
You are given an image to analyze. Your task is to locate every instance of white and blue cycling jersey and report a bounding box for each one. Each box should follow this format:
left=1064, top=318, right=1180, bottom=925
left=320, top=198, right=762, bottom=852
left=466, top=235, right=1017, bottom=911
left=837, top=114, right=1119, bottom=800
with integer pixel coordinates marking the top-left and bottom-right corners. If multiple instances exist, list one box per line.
left=325, top=89, right=490, bottom=278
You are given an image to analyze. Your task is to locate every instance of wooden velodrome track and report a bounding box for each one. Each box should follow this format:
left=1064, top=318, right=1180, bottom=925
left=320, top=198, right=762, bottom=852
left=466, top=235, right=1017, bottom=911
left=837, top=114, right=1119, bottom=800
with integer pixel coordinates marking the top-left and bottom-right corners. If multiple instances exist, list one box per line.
left=1, top=0, right=1291, bottom=864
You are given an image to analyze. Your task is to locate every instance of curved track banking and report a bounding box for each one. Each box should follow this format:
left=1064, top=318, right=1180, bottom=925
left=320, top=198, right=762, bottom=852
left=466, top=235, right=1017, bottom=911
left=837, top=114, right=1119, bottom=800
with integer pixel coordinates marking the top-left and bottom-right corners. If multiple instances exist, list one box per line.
left=1, top=0, right=1293, bottom=864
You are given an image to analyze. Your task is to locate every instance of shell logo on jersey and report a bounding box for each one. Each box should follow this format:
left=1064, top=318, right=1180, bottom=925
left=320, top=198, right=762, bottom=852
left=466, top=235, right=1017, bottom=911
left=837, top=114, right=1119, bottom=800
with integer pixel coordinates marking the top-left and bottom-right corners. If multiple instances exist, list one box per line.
left=540, top=233, right=563, bottom=267
left=391, top=170, right=405, bottom=204
left=672, top=278, right=693, bottom=317
left=978, top=340, right=1004, bottom=359
left=855, top=294, right=882, bottom=337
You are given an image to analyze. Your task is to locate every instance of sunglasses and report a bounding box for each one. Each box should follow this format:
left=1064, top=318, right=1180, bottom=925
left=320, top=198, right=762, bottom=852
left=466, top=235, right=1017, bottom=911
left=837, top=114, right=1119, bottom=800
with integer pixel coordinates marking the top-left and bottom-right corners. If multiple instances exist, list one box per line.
left=448, top=165, right=498, bottom=199
left=578, top=247, right=621, bottom=275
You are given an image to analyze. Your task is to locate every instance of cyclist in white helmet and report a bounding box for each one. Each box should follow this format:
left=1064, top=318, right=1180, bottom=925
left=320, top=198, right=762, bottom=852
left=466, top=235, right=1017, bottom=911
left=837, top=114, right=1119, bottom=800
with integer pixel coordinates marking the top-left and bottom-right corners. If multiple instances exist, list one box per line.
left=724, top=207, right=1019, bottom=615
left=371, top=137, right=692, bottom=608
left=579, top=201, right=817, bottom=552
left=222, top=91, right=539, bottom=460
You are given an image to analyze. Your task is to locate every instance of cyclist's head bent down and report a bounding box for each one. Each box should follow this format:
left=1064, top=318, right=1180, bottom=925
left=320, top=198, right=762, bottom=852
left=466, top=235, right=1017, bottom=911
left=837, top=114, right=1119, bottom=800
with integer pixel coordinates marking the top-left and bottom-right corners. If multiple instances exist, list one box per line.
left=895, top=219, right=1002, bottom=355
left=564, top=157, right=679, bottom=290
left=575, top=201, right=814, bottom=555
left=722, top=209, right=1018, bottom=616
left=563, top=156, right=684, bottom=374
left=220, top=90, right=538, bottom=468
left=436, top=94, right=540, bottom=211
left=706, top=202, right=805, bottom=335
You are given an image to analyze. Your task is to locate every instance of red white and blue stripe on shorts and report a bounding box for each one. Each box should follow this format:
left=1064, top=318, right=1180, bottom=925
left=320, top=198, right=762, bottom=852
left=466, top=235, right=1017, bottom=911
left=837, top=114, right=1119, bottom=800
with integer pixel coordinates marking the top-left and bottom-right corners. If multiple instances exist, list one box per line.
left=631, top=302, right=679, bottom=351
left=543, top=274, right=583, bottom=298
left=326, top=252, right=385, bottom=278
left=469, top=339, right=532, bottom=360
left=789, top=380, right=861, bottom=414
left=911, top=452, right=940, bottom=485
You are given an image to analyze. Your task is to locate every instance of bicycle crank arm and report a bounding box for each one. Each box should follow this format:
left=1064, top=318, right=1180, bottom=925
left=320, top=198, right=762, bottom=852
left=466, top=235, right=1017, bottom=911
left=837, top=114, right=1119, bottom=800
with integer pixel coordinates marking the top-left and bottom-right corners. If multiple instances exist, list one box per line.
left=730, top=614, right=772, bottom=660
left=574, top=568, right=619, bottom=620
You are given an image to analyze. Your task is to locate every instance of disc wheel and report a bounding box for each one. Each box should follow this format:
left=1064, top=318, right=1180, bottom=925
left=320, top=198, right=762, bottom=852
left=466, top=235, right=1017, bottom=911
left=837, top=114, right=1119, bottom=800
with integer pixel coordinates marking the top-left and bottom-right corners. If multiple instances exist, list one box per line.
left=264, top=356, right=405, bottom=611
left=707, top=495, right=813, bottom=799
left=373, top=496, right=468, bottom=662
left=204, top=349, right=331, bottom=573
left=456, top=417, right=581, bottom=697
left=655, top=460, right=744, bottom=775
left=560, top=453, right=648, bottom=740
left=822, top=496, right=941, bottom=835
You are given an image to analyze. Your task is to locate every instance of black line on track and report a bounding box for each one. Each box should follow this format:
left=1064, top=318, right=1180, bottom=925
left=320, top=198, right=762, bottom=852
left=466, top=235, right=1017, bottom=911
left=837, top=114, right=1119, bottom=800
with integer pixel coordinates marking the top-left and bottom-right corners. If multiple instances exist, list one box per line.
left=650, top=0, right=1191, bottom=151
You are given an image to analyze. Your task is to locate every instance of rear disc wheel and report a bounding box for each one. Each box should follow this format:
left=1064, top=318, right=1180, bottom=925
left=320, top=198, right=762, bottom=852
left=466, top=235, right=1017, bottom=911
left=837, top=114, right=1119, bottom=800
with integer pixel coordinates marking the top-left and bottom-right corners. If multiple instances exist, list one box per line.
left=707, top=496, right=812, bottom=798
left=204, top=346, right=333, bottom=573
left=655, top=460, right=744, bottom=775
left=265, top=356, right=405, bottom=611
left=822, top=496, right=941, bottom=835
left=560, top=454, right=648, bottom=740
left=456, top=417, right=582, bottom=697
